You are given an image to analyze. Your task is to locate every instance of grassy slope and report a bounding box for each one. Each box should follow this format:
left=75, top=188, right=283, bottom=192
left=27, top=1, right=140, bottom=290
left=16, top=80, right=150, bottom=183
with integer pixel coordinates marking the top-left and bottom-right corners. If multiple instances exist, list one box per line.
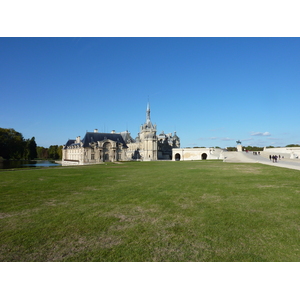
left=0, top=161, right=299, bottom=261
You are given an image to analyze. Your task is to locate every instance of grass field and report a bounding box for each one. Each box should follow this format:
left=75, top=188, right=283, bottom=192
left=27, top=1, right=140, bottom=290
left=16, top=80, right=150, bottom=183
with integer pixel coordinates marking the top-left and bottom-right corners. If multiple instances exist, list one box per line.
left=0, top=160, right=300, bottom=261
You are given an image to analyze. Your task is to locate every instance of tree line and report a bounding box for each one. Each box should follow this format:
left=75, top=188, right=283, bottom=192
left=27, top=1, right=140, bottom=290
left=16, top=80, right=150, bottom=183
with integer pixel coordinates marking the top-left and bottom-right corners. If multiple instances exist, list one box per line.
left=36, top=145, right=63, bottom=160
left=0, top=128, right=63, bottom=160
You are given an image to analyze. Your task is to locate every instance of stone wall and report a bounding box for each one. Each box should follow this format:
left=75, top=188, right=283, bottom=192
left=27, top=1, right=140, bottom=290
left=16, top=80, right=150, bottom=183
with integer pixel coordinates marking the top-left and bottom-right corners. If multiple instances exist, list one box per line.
left=172, top=148, right=224, bottom=161
left=263, top=147, right=300, bottom=159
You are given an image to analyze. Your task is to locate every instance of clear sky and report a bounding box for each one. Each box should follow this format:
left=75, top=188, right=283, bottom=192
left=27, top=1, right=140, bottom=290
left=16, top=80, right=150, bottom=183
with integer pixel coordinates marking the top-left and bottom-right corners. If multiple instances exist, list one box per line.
left=1, top=37, right=300, bottom=148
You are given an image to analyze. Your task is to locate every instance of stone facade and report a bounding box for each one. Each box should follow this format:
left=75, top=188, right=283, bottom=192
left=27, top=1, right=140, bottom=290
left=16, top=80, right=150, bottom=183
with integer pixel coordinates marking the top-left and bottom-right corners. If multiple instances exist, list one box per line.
left=157, top=131, right=180, bottom=160
left=172, top=147, right=224, bottom=161
left=125, top=104, right=158, bottom=161
left=62, top=130, right=128, bottom=165
left=124, top=104, right=180, bottom=161
left=62, top=104, right=180, bottom=165
left=263, top=147, right=300, bottom=159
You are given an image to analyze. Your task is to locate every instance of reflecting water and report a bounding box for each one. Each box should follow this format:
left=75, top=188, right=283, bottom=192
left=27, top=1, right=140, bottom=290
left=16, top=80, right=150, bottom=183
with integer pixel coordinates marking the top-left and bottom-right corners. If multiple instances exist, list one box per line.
left=0, top=160, right=61, bottom=169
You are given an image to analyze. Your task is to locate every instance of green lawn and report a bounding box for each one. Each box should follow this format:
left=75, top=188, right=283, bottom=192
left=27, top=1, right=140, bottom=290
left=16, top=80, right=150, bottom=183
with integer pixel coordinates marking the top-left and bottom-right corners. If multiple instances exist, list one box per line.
left=1, top=161, right=300, bottom=261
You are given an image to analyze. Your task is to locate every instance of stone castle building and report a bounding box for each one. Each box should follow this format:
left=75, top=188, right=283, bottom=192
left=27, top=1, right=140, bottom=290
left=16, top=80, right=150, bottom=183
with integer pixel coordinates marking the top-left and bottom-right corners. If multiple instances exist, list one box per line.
left=62, top=104, right=180, bottom=165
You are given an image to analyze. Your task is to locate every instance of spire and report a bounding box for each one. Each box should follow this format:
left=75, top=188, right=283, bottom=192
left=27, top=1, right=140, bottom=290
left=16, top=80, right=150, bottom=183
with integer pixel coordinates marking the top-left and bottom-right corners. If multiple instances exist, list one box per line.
left=146, top=102, right=151, bottom=124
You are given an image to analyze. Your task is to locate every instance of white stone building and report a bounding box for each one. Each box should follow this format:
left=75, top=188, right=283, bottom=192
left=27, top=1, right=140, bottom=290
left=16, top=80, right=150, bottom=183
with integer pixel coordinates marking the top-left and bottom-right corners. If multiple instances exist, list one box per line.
left=263, top=147, right=300, bottom=159
left=62, top=104, right=180, bottom=165
left=124, top=103, right=158, bottom=161
left=62, top=130, right=128, bottom=165
left=172, top=147, right=224, bottom=161
left=124, top=104, right=180, bottom=161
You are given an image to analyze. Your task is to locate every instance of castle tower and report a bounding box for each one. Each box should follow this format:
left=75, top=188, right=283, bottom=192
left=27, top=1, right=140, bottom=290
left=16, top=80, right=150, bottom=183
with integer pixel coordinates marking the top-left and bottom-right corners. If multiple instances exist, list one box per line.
left=139, top=103, right=157, bottom=161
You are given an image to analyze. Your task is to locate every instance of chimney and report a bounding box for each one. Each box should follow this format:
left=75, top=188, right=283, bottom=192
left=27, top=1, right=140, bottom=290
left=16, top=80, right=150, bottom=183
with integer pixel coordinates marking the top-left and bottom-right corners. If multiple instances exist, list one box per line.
left=94, top=129, right=98, bottom=133
left=111, top=130, right=116, bottom=134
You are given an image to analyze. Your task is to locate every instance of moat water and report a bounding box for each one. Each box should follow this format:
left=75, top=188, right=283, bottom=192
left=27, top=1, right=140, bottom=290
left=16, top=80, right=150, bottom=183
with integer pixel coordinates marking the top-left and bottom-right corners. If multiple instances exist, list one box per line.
left=0, top=160, right=61, bottom=169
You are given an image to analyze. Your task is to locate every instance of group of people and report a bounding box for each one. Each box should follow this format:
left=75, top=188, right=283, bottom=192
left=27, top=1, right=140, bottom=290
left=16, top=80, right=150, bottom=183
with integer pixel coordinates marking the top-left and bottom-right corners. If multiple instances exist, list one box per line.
left=269, top=154, right=282, bottom=162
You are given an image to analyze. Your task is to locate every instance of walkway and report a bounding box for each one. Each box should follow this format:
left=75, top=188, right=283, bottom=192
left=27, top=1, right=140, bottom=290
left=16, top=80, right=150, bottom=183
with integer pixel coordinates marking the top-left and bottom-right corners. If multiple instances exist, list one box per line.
left=223, top=151, right=300, bottom=171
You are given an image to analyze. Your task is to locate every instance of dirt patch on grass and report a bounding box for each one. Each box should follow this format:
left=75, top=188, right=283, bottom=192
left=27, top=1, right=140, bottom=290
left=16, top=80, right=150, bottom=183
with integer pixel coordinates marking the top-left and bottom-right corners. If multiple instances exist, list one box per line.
left=256, top=184, right=278, bottom=188
left=96, top=236, right=122, bottom=248
left=0, top=230, right=122, bottom=261
left=231, top=166, right=262, bottom=174
left=201, top=194, right=221, bottom=202
left=134, top=206, right=157, bottom=213
left=178, top=202, right=194, bottom=209
left=31, top=235, right=122, bottom=261
left=0, top=209, right=36, bottom=221
left=108, top=206, right=160, bottom=228
left=177, top=197, right=196, bottom=209
left=84, top=187, right=99, bottom=191
left=45, top=200, right=58, bottom=206
left=256, top=184, right=288, bottom=189
left=151, top=246, right=186, bottom=261
left=0, top=213, right=12, bottom=219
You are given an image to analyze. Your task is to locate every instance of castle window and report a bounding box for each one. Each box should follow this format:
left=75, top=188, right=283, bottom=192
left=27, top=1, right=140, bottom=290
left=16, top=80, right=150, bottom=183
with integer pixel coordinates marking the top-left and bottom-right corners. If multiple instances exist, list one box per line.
left=91, top=154, right=95, bottom=160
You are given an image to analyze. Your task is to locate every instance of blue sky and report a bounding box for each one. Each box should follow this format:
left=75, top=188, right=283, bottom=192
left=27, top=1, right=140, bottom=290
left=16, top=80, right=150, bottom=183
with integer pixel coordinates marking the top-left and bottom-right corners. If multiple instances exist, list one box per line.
left=1, top=37, right=300, bottom=148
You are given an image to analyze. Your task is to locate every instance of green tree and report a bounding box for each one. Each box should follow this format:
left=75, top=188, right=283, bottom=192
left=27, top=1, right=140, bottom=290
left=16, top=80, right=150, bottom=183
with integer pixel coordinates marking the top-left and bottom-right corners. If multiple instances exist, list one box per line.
left=37, top=146, right=49, bottom=159
left=226, top=147, right=237, bottom=151
left=286, top=144, right=300, bottom=147
left=48, top=145, right=59, bottom=159
left=243, top=146, right=264, bottom=152
left=0, top=128, right=25, bottom=159
left=27, top=137, right=37, bottom=160
left=57, top=145, right=63, bottom=159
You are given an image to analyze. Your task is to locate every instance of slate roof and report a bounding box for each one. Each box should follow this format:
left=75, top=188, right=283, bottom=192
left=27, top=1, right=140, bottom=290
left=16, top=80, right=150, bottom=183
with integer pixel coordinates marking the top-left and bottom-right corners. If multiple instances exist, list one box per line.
left=63, top=139, right=76, bottom=149
left=120, top=131, right=136, bottom=143
left=81, top=132, right=128, bottom=148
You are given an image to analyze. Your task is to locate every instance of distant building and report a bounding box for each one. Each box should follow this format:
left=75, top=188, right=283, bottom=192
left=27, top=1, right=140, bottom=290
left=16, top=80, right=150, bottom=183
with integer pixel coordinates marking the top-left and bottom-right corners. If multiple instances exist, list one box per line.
left=263, top=147, right=300, bottom=159
left=62, top=104, right=180, bottom=165
left=125, top=103, right=180, bottom=161
left=172, top=147, right=224, bottom=161
left=62, top=130, right=128, bottom=165
left=157, top=131, right=180, bottom=160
